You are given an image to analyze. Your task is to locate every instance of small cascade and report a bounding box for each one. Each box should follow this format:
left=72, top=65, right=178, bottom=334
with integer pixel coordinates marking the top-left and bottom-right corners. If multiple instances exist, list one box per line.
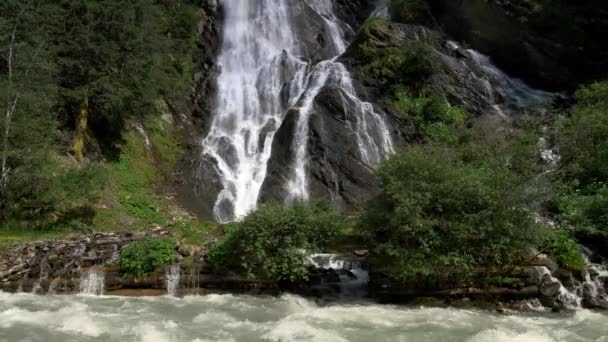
left=165, top=264, right=181, bottom=297
left=108, top=244, right=121, bottom=264
left=79, top=269, right=105, bottom=295
left=31, top=279, right=43, bottom=295
left=580, top=248, right=608, bottom=309
left=306, top=254, right=369, bottom=298
left=534, top=266, right=582, bottom=309
left=48, top=278, right=62, bottom=295
left=446, top=41, right=555, bottom=115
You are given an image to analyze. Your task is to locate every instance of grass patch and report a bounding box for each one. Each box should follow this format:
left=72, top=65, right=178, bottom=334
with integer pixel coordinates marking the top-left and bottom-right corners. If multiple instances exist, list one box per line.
left=172, top=219, right=218, bottom=245
left=0, top=228, right=74, bottom=252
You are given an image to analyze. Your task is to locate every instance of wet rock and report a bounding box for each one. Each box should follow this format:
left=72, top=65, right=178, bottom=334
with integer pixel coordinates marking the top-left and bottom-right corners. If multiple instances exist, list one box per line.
left=582, top=283, right=608, bottom=310
left=354, top=250, right=368, bottom=257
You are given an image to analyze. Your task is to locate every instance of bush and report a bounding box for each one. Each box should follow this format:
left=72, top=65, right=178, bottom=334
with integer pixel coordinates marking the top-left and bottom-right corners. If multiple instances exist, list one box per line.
left=540, top=229, right=586, bottom=273
left=119, top=237, right=175, bottom=276
left=361, top=41, right=437, bottom=95
left=392, top=90, right=466, bottom=141
left=556, top=81, right=608, bottom=255
left=359, top=130, right=542, bottom=283
left=208, top=203, right=344, bottom=282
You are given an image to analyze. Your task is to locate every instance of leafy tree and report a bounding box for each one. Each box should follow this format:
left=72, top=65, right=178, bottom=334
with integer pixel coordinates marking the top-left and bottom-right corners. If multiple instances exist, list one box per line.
left=359, top=123, right=543, bottom=283
left=208, top=203, right=344, bottom=282
left=0, top=0, right=60, bottom=222
left=555, top=81, right=608, bottom=254
left=52, top=0, right=196, bottom=159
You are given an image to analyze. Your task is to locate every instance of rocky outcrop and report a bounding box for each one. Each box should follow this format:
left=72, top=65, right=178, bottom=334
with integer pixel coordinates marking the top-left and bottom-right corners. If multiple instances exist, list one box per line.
left=426, top=0, right=608, bottom=90
left=0, top=229, right=170, bottom=293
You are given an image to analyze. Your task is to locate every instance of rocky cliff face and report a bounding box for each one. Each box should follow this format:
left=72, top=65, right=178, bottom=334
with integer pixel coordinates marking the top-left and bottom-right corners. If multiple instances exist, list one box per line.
left=177, top=0, right=559, bottom=220
left=426, top=0, right=608, bottom=90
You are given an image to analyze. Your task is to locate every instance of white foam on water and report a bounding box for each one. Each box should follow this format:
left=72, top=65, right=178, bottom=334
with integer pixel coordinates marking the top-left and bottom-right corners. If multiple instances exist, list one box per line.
left=468, top=329, right=556, bottom=342
left=135, top=323, right=172, bottom=342
left=2, top=291, right=608, bottom=341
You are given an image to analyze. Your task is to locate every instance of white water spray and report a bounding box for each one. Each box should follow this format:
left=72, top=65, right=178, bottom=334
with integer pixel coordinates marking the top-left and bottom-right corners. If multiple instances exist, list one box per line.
left=200, top=0, right=308, bottom=222
left=166, top=264, right=181, bottom=297
left=79, top=269, right=105, bottom=296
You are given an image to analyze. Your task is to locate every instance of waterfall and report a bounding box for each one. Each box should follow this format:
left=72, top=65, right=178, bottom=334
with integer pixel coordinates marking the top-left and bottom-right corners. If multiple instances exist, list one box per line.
left=79, top=269, right=105, bottom=296
left=285, top=1, right=393, bottom=202
left=166, top=264, right=181, bottom=297
left=200, top=0, right=308, bottom=222
left=446, top=41, right=555, bottom=114
left=201, top=0, right=394, bottom=220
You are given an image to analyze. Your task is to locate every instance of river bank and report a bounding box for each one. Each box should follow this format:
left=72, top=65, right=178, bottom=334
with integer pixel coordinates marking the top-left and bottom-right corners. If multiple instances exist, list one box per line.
left=1, top=230, right=607, bottom=312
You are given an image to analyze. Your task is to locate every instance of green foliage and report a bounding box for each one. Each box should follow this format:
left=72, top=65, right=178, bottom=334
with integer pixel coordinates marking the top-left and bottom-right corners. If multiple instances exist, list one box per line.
left=389, top=0, right=432, bottom=25
left=360, top=39, right=437, bottom=95
left=208, top=203, right=344, bottom=282
left=119, top=237, right=175, bottom=277
left=559, top=82, right=608, bottom=187
left=392, top=89, right=466, bottom=141
left=52, top=0, right=197, bottom=156
left=0, top=0, right=198, bottom=231
left=107, top=132, right=164, bottom=228
left=359, top=124, right=543, bottom=283
left=556, top=81, right=608, bottom=253
left=540, top=229, right=586, bottom=272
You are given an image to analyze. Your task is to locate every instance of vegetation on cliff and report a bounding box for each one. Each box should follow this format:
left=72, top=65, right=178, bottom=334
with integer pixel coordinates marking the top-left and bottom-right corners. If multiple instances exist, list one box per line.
left=0, top=0, right=198, bottom=234
left=553, top=81, right=608, bottom=256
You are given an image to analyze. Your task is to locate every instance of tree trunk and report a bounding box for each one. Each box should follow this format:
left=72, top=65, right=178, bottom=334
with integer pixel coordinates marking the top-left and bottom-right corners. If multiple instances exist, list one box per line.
left=71, top=98, right=89, bottom=162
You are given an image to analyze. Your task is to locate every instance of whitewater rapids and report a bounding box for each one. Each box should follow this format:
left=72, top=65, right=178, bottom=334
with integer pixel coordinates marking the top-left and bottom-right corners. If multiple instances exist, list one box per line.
left=0, top=292, right=607, bottom=341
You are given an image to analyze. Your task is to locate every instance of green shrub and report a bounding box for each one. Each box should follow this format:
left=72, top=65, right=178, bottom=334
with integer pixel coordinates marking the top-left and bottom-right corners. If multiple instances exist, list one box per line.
left=392, top=90, right=466, bottom=141
left=119, top=237, right=175, bottom=276
left=359, top=133, right=542, bottom=283
left=556, top=81, right=608, bottom=255
left=361, top=42, right=437, bottom=94
left=540, top=229, right=586, bottom=273
left=208, top=203, right=344, bottom=282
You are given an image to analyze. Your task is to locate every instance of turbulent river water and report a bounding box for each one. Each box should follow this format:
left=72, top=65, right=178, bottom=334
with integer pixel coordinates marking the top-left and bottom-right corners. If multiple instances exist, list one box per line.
left=1, top=292, right=607, bottom=342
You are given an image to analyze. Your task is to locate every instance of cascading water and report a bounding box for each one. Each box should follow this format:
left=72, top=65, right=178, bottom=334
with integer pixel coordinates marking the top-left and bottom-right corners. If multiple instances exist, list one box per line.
left=446, top=41, right=555, bottom=115
left=306, top=254, right=369, bottom=298
left=199, top=0, right=308, bottom=222
left=79, top=269, right=105, bottom=296
left=201, top=0, right=394, bottom=220
left=166, top=264, right=181, bottom=297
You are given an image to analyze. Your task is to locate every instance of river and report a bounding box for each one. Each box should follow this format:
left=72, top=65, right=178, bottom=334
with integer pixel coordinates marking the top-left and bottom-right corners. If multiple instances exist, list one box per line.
left=1, top=292, right=606, bottom=341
